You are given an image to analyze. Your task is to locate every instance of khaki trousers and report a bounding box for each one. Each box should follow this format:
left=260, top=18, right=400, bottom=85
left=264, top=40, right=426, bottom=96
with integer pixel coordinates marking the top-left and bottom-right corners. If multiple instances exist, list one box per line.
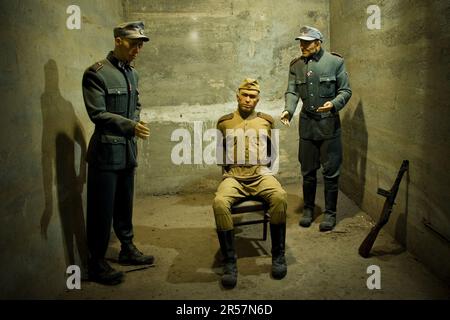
left=213, top=175, right=287, bottom=231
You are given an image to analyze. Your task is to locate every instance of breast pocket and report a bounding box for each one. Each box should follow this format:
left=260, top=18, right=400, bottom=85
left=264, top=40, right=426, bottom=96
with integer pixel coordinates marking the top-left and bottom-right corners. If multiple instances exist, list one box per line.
left=106, top=87, right=128, bottom=114
left=319, top=75, right=336, bottom=98
left=295, top=78, right=307, bottom=99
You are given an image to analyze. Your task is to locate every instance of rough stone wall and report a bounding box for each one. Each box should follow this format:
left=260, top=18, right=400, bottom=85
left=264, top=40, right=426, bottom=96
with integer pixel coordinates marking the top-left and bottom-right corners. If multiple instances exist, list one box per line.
left=330, top=0, right=450, bottom=283
left=0, top=0, right=123, bottom=298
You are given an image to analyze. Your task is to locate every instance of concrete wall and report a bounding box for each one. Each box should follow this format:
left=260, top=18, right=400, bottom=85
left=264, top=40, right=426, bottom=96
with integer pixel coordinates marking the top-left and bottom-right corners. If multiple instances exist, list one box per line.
left=330, top=0, right=450, bottom=283
left=124, top=0, right=329, bottom=195
left=126, top=0, right=329, bottom=106
left=0, top=0, right=123, bottom=298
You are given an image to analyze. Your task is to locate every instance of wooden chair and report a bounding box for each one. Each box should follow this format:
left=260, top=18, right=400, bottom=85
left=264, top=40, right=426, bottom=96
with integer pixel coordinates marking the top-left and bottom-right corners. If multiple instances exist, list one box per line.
left=231, top=198, right=270, bottom=241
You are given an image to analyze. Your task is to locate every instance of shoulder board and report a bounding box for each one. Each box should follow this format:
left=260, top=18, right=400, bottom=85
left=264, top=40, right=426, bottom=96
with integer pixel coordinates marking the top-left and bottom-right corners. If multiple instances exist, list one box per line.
left=218, top=113, right=234, bottom=123
left=89, top=61, right=104, bottom=72
left=290, top=56, right=302, bottom=67
left=331, top=52, right=343, bottom=58
left=257, top=112, right=274, bottom=124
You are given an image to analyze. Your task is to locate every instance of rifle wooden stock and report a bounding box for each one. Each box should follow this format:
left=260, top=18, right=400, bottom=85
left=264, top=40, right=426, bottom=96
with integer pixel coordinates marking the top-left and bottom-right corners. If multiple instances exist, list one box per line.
left=359, top=224, right=383, bottom=258
left=358, top=160, right=409, bottom=258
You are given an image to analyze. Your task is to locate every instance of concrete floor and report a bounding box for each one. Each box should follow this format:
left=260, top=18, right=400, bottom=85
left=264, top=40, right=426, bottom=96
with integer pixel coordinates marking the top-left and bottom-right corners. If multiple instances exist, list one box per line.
left=60, top=181, right=449, bottom=300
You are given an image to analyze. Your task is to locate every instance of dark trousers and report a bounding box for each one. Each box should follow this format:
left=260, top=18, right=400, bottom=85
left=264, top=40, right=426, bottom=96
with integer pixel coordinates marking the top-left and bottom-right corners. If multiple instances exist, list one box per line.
left=299, top=136, right=342, bottom=213
left=87, top=166, right=135, bottom=261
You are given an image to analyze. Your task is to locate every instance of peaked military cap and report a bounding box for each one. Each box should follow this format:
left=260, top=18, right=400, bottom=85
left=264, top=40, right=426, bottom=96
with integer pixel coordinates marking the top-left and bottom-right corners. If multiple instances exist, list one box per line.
left=114, top=21, right=150, bottom=42
left=295, top=25, right=323, bottom=42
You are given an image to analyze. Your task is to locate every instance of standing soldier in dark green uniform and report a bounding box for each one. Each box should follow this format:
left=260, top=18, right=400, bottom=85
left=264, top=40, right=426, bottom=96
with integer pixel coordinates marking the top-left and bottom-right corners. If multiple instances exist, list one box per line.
left=213, top=78, right=288, bottom=289
left=280, top=26, right=352, bottom=231
left=82, top=21, right=154, bottom=285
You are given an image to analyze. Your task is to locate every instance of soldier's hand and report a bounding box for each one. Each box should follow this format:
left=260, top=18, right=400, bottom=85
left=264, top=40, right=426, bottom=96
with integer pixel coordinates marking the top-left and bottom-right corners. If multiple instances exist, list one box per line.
left=135, top=121, right=150, bottom=139
left=316, top=101, right=334, bottom=113
left=280, top=110, right=290, bottom=127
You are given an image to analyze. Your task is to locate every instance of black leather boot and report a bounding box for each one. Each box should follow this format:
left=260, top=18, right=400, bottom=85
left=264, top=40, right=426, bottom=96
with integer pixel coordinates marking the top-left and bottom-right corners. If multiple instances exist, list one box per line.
left=217, top=230, right=237, bottom=288
left=270, top=223, right=287, bottom=279
left=320, top=177, right=338, bottom=231
left=299, top=207, right=314, bottom=228
left=300, top=173, right=317, bottom=227
left=88, top=258, right=124, bottom=285
left=119, top=243, right=155, bottom=265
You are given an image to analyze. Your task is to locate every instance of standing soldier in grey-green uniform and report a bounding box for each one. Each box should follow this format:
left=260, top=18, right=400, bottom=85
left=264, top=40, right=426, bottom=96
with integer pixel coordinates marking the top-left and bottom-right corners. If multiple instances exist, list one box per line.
left=82, top=21, right=154, bottom=285
left=280, top=26, right=352, bottom=231
left=213, top=78, right=288, bottom=289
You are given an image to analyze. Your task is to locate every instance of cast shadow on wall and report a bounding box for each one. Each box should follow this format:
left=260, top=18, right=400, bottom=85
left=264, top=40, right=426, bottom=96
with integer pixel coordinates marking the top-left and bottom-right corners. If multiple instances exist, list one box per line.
left=341, top=99, right=368, bottom=216
left=40, top=59, right=88, bottom=269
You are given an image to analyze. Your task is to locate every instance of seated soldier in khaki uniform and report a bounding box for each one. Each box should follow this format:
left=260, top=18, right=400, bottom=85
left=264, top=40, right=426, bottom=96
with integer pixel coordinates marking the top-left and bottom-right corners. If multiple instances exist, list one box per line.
left=213, top=78, right=288, bottom=288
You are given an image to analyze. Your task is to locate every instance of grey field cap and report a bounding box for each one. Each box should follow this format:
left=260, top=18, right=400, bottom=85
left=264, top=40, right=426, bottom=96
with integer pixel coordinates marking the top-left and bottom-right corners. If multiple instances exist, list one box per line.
left=114, top=21, right=150, bottom=42
left=295, top=25, right=323, bottom=41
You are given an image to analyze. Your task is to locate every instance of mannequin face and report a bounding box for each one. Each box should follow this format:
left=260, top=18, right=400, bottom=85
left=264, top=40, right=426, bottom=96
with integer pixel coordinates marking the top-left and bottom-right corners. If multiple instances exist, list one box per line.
left=237, top=89, right=260, bottom=116
left=114, top=37, right=144, bottom=62
left=300, top=39, right=321, bottom=58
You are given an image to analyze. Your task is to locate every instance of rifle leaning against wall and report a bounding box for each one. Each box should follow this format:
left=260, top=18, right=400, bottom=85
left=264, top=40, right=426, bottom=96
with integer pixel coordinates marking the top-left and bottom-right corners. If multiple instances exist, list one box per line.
left=358, top=160, right=409, bottom=258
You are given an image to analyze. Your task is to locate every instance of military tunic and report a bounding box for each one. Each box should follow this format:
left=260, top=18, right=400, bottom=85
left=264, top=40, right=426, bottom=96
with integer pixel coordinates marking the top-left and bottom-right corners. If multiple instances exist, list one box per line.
left=83, top=51, right=141, bottom=170
left=284, top=47, right=352, bottom=140
left=213, top=110, right=287, bottom=231
left=82, top=52, right=142, bottom=261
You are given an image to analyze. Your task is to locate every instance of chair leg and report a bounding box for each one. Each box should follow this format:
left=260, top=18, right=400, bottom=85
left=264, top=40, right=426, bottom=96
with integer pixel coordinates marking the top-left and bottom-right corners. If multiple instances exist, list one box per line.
left=263, top=212, right=269, bottom=241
